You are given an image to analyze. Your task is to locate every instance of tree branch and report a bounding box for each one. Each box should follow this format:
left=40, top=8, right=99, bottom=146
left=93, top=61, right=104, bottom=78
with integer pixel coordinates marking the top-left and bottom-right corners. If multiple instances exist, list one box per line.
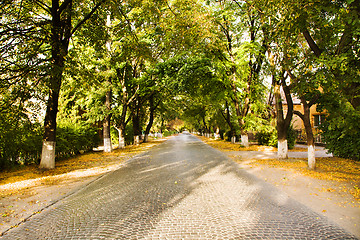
left=71, top=0, right=107, bottom=36
left=166, top=0, right=177, bottom=17
left=116, top=4, right=141, bottom=47
left=335, top=0, right=359, bottom=55
left=293, top=110, right=305, bottom=121
left=58, top=0, right=72, bottom=15
left=231, top=0, right=242, bottom=9
left=281, top=74, right=293, bottom=125
left=302, top=29, right=322, bottom=57
left=33, top=0, right=51, bottom=14
left=308, top=93, right=320, bottom=108
left=126, top=85, right=139, bottom=106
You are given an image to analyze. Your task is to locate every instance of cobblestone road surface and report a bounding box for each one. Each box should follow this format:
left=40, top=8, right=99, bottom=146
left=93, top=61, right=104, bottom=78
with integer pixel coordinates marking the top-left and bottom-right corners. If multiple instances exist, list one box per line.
left=1, top=134, right=357, bottom=239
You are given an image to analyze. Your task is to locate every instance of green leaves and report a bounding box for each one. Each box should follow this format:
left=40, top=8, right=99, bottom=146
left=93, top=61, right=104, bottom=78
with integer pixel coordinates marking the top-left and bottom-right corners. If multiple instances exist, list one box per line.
left=320, top=107, right=360, bottom=161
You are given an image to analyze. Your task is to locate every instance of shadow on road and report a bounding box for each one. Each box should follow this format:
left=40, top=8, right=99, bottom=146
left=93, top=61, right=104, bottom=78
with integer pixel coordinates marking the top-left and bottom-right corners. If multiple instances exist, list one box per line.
left=1, top=134, right=356, bottom=239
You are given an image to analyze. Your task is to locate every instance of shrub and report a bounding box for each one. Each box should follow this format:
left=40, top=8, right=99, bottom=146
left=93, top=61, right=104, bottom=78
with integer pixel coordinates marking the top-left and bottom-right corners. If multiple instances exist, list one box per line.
left=320, top=110, right=360, bottom=161
left=124, top=123, right=134, bottom=145
left=256, top=125, right=296, bottom=149
left=256, top=127, right=277, bottom=147
left=163, top=129, right=177, bottom=137
left=56, top=123, right=100, bottom=159
left=0, top=111, right=43, bottom=170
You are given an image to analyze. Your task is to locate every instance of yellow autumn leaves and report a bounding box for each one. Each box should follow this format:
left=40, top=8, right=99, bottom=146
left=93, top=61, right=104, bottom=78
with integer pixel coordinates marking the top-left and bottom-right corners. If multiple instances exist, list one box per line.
left=199, top=136, right=360, bottom=200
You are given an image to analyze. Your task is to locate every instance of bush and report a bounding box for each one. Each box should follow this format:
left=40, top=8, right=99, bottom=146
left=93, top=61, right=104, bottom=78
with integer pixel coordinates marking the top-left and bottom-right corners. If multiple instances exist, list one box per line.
left=256, top=127, right=277, bottom=147
left=286, top=125, right=297, bottom=150
left=256, top=125, right=296, bottom=149
left=224, top=131, right=236, bottom=142
left=124, top=123, right=134, bottom=145
left=320, top=110, right=360, bottom=161
left=0, top=113, right=42, bottom=170
left=163, top=129, right=177, bottom=137
left=56, top=123, right=100, bottom=159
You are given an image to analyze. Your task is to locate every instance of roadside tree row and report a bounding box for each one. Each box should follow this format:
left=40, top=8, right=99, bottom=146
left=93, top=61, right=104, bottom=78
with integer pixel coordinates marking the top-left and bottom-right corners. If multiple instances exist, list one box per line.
left=0, top=0, right=358, bottom=170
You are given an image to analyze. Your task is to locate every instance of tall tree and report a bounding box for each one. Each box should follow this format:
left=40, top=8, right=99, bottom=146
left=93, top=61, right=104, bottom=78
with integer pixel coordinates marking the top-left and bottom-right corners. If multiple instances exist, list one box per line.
left=211, top=0, right=268, bottom=146
left=1, top=0, right=106, bottom=169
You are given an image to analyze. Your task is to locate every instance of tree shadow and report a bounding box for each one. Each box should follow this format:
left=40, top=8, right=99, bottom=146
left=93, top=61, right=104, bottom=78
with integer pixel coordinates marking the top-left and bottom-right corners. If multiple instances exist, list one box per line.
left=1, top=135, right=356, bottom=239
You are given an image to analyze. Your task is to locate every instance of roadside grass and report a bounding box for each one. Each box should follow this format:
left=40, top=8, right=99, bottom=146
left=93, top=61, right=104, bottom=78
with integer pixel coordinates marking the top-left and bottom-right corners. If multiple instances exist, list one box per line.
left=0, top=138, right=166, bottom=198
left=199, top=136, right=360, bottom=200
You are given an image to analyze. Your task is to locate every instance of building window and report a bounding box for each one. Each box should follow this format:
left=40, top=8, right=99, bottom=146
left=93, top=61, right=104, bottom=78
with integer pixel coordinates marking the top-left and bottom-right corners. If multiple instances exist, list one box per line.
left=314, top=114, right=325, bottom=127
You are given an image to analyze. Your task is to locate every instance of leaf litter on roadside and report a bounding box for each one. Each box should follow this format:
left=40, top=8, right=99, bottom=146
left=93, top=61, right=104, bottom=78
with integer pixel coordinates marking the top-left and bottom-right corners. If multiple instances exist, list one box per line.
left=0, top=139, right=166, bottom=199
left=199, top=136, right=360, bottom=200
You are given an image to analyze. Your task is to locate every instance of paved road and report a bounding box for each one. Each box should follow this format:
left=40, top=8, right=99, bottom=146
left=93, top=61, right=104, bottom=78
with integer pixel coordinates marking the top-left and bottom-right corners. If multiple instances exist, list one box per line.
left=1, top=134, right=357, bottom=239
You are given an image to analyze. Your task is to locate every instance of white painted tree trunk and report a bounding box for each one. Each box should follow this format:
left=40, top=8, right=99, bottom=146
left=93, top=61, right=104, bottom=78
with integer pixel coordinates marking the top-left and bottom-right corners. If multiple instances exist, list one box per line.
left=215, top=128, right=220, bottom=140
left=231, top=136, right=236, bottom=144
left=241, top=134, right=249, bottom=147
left=39, top=140, right=56, bottom=169
left=104, top=138, right=112, bottom=153
left=278, top=139, right=288, bottom=159
left=308, top=144, right=316, bottom=169
left=118, top=135, right=125, bottom=149
left=144, top=134, right=149, bottom=143
left=134, top=135, right=140, bottom=145
left=114, top=127, right=125, bottom=149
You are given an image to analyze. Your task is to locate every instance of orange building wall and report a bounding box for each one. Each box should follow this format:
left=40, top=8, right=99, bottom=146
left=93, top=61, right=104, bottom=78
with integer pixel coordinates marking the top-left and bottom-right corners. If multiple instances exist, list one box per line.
left=282, top=104, right=325, bottom=142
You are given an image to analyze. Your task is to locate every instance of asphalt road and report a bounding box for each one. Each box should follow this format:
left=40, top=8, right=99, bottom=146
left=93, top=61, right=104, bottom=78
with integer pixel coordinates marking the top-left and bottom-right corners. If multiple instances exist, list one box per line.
left=1, top=133, right=357, bottom=239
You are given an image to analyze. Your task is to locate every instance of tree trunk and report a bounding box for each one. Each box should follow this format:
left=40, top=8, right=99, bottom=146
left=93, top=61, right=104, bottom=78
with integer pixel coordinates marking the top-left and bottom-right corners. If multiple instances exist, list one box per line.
left=132, top=101, right=141, bottom=145
left=241, top=132, right=249, bottom=147
left=202, top=114, right=210, bottom=138
left=278, top=139, right=288, bottom=159
left=303, top=104, right=315, bottom=169
left=103, top=85, right=112, bottom=153
left=226, top=103, right=236, bottom=142
left=103, top=116, right=112, bottom=152
left=39, top=0, right=104, bottom=169
left=277, top=119, right=289, bottom=159
left=296, top=97, right=316, bottom=169
left=40, top=1, right=70, bottom=169
left=308, top=144, right=316, bottom=169
left=214, top=128, right=220, bottom=140
left=273, top=74, right=293, bottom=159
left=115, top=127, right=125, bottom=149
left=114, top=112, right=128, bottom=149
left=133, top=135, right=140, bottom=146
left=231, top=76, right=251, bottom=147
left=143, top=95, right=155, bottom=143
left=220, top=101, right=236, bottom=143
left=114, top=66, right=131, bottom=149
left=40, top=84, right=61, bottom=169
left=40, top=140, right=56, bottom=169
